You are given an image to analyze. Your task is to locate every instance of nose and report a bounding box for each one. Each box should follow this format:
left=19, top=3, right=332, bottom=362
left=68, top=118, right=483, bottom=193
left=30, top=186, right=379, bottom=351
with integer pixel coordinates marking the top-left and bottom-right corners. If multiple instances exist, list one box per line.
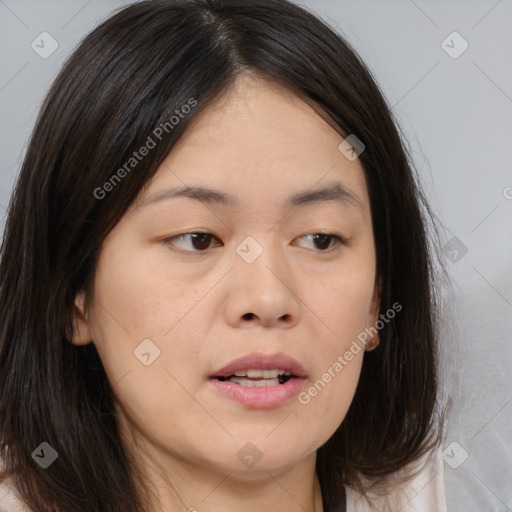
left=223, top=238, right=301, bottom=329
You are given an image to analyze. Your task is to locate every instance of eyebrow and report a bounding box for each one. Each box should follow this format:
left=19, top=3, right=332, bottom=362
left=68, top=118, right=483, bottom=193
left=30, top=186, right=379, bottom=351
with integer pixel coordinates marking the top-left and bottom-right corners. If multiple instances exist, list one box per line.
left=136, top=181, right=365, bottom=213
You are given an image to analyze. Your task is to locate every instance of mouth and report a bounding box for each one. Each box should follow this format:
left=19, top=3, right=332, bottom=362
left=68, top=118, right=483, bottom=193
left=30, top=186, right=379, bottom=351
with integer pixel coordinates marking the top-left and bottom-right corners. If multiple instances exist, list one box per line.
left=207, top=352, right=307, bottom=407
left=212, top=369, right=298, bottom=387
left=209, top=351, right=307, bottom=385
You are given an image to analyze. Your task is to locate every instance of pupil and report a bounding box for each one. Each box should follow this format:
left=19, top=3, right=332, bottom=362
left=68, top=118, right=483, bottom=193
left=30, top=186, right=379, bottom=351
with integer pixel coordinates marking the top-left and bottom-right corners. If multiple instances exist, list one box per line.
left=192, top=233, right=211, bottom=250
left=314, top=234, right=331, bottom=250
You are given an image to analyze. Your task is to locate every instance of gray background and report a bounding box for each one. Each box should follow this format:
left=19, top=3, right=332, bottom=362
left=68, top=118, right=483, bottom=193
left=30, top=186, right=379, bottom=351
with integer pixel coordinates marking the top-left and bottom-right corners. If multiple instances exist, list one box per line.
left=0, top=0, right=511, bottom=510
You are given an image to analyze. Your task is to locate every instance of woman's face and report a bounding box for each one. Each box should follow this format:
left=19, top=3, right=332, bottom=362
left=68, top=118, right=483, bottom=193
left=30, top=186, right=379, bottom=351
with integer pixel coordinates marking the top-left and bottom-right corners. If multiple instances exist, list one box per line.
left=74, top=74, right=379, bottom=480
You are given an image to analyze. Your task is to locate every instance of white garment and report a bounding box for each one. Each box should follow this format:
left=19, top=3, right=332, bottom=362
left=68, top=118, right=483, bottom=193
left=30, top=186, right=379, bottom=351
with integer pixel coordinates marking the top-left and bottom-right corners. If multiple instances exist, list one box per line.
left=0, top=447, right=447, bottom=512
left=346, top=446, right=447, bottom=512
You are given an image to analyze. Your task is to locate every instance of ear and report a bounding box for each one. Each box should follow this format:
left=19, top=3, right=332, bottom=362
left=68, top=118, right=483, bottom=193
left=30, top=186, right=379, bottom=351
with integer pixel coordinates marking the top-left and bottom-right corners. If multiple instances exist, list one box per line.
left=365, top=276, right=381, bottom=351
left=70, top=290, right=93, bottom=346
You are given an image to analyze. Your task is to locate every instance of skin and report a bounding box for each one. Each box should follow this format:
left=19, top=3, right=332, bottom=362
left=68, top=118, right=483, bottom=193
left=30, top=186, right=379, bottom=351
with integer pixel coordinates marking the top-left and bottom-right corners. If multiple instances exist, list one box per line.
left=73, top=72, right=380, bottom=512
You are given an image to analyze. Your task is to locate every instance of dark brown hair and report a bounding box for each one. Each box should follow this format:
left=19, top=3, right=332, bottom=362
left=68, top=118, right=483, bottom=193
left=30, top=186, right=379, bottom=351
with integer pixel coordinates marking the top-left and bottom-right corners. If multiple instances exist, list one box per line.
left=0, top=1, right=447, bottom=510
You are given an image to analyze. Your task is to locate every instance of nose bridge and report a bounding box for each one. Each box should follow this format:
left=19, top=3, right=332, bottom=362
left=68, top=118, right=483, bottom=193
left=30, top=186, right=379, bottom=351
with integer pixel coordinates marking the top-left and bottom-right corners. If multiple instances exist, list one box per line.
left=234, top=233, right=285, bottom=287
left=224, top=231, right=301, bottom=327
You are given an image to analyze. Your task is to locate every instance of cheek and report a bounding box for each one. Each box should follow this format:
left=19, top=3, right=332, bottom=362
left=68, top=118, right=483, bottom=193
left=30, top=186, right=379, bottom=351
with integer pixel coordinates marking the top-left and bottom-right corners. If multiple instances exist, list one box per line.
left=294, top=256, right=373, bottom=430
left=88, top=239, right=205, bottom=355
left=305, top=261, right=376, bottom=342
left=112, top=365, right=189, bottom=433
left=87, top=242, right=213, bottom=423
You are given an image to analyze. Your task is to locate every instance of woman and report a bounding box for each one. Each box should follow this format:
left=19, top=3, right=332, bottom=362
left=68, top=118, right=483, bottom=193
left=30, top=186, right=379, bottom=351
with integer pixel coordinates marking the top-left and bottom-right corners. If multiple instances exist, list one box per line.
left=0, top=1, right=450, bottom=510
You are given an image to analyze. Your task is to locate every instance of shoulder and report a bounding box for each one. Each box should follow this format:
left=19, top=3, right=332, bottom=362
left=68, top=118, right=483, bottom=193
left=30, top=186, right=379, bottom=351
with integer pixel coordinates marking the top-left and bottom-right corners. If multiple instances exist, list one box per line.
left=345, top=446, right=447, bottom=512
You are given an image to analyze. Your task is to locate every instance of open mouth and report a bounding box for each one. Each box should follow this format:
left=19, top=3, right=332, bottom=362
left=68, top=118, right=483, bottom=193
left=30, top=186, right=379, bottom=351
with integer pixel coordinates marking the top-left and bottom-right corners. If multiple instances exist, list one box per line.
left=212, top=369, right=297, bottom=387
left=208, top=361, right=306, bottom=407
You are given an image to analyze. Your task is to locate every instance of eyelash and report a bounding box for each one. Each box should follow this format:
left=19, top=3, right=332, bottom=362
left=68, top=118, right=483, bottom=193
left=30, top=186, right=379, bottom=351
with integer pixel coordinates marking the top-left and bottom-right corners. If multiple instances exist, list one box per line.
left=163, top=232, right=347, bottom=254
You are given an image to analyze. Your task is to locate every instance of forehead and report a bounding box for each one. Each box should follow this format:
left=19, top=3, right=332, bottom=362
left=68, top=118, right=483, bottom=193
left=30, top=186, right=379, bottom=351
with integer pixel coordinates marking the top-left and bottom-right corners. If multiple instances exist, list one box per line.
left=173, top=73, right=345, bottom=151
left=134, top=74, right=371, bottom=218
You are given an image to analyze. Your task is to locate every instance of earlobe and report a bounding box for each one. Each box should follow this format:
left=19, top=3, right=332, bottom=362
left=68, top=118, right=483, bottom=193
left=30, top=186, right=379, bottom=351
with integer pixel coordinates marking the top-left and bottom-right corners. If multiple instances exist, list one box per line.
left=70, top=291, right=92, bottom=346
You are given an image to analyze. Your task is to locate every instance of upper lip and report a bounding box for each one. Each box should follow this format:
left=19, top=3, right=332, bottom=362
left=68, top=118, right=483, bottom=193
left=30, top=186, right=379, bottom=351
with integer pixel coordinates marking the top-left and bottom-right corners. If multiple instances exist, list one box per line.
left=209, top=352, right=308, bottom=379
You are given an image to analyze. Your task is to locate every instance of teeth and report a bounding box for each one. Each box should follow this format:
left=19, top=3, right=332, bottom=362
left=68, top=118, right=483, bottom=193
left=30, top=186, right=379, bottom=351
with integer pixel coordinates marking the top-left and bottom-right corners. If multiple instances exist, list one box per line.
left=228, top=377, right=281, bottom=387
left=232, top=369, right=291, bottom=378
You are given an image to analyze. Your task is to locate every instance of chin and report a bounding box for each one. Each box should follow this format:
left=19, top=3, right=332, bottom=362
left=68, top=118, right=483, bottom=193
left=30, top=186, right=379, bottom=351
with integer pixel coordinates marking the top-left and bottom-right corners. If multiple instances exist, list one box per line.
left=203, top=440, right=314, bottom=477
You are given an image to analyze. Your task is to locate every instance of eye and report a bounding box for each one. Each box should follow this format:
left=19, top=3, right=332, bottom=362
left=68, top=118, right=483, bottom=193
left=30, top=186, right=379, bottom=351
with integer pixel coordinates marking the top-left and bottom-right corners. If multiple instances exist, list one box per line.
left=164, top=232, right=222, bottom=252
left=296, top=233, right=346, bottom=252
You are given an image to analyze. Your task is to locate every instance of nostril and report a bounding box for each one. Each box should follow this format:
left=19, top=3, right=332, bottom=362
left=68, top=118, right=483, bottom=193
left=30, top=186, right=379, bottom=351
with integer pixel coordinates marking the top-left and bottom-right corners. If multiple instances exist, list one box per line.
left=243, top=313, right=255, bottom=320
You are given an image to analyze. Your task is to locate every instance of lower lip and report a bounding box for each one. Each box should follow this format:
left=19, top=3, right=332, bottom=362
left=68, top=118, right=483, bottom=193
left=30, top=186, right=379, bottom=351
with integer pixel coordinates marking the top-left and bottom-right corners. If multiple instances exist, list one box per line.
left=208, top=377, right=306, bottom=408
